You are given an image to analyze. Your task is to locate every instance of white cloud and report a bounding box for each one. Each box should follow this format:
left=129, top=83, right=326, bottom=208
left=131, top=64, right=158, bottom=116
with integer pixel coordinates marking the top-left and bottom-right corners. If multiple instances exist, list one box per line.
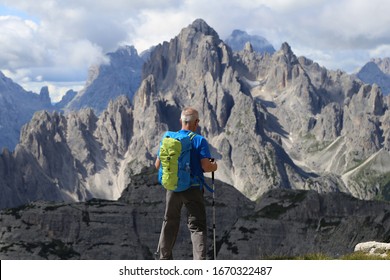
left=130, top=8, right=194, bottom=52
left=0, top=16, right=45, bottom=68
left=46, top=82, right=84, bottom=103
left=2, top=68, right=32, bottom=83
left=53, top=40, right=108, bottom=69
left=369, top=45, right=390, bottom=59
left=2, top=0, right=390, bottom=100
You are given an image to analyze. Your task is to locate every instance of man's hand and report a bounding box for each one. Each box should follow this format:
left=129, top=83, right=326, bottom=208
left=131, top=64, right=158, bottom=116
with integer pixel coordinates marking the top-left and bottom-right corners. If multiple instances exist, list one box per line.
left=201, top=158, right=217, bottom=172
left=155, top=158, right=161, bottom=170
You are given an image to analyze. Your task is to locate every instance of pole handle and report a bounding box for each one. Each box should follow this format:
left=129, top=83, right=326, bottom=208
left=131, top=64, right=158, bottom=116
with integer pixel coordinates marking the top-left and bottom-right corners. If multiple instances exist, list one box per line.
left=210, top=158, right=215, bottom=180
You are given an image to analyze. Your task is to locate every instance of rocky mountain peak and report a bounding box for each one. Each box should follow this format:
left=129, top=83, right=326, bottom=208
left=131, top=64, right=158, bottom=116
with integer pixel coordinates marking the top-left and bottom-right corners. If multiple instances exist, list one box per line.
left=281, top=42, right=292, bottom=53
left=65, top=45, right=143, bottom=114
left=0, top=72, right=54, bottom=150
left=0, top=71, right=21, bottom=92
left=244, top=42, right=254, bottom=52
left=357, top=59, right=390, bottom=95
left=279, top=42, right=297, bottom=63
left=54, top=89, right=77, bottom=110
left=114, top=45, right=138, bottom=57
left=106, top=45, right=141, bottom=70
left=372, top=57, right=390, bottom=74
left=225, top=29, right=275, bottom=54
left=142, top=18, right=227, bottom=95
left=189, top=18, right=219, bottom=38
left=39, top=86, right=52, bottom=105
left=0, top=71, right=8, bottom=85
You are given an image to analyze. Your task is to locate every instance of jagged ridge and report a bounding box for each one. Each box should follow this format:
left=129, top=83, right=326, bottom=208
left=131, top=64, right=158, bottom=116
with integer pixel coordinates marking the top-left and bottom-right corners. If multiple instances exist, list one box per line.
left=1, top=19, right=390, bottom=211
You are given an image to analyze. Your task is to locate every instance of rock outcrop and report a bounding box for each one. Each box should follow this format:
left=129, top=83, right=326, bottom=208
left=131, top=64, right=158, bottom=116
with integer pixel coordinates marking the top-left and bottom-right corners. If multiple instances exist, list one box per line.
left=218, top=189, right=390, bottom=259
left=0, top=96, right=133, bottom=209
left=1, top=170, right=389, bottom=260
left=354, top=241, right=390, bottom=257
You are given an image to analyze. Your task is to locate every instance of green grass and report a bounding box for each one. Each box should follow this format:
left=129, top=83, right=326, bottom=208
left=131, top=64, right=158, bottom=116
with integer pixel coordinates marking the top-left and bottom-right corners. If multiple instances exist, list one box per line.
left=269, top=253, right=331, bottom=260
left=341, top=251, right=390, bottom=260
left=268, top=251, right=390, bottom=260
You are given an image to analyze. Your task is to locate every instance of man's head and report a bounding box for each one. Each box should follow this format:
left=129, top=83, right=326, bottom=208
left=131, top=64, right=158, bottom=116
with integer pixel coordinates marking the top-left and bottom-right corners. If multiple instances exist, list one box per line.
left=180, top=107, right=199, bottom=132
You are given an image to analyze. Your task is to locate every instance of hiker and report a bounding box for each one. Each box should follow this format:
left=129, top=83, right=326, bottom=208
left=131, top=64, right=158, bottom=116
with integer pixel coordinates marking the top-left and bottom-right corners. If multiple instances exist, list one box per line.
left=155, top=107, right=218, bottom=260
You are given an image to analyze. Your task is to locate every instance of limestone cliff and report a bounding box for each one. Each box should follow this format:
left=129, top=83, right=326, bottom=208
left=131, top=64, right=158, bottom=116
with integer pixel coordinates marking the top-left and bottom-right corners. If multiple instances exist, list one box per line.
left=1, top=169, right=389, bottom=259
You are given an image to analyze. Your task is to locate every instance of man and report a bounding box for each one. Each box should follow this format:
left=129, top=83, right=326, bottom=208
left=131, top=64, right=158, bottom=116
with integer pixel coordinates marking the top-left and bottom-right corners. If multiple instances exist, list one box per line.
left=155, top=107, right=218, bottom=260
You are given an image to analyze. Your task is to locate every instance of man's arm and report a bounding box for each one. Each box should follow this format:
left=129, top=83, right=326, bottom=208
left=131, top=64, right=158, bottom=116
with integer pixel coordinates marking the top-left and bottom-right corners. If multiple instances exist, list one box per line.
left=201, top=158, right=217, bottom=173
left=155, top=158, right=160, bottom=170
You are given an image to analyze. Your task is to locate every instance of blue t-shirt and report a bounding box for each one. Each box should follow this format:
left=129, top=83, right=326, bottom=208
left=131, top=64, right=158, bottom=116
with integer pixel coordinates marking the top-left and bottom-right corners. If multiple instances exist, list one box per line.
left=178, top=130, right=211, bottom=185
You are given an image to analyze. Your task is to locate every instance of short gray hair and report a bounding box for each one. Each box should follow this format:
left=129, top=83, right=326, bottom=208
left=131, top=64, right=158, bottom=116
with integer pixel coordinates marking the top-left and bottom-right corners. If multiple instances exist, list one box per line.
left=180, top=107, right=199, bottom=123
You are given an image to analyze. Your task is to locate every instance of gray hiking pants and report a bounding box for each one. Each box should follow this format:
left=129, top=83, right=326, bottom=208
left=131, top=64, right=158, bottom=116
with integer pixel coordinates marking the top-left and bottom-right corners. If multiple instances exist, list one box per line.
left=159, top=188, right=207, bottom=260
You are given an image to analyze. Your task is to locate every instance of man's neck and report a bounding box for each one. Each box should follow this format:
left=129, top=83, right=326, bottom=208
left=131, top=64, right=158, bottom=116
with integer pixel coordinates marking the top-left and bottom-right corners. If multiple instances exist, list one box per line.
left=182, top=125, right=192, bottom=131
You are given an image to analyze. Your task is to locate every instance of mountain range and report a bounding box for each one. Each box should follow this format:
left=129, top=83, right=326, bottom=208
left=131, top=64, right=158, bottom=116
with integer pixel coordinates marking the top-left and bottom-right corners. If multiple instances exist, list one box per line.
left=1, top=18, right=390, bottom=259
left=0, top=29, right=275, bottom=151
left=0, top=46, right=144, bottom=151
left=1, top=18, right=390, bottom=210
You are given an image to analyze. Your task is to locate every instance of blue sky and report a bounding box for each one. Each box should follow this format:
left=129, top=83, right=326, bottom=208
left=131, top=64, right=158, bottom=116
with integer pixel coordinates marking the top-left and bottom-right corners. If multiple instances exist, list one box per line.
left=0, top=5, right=39, bottom=22
left=1, top=0, right=390, bottom=102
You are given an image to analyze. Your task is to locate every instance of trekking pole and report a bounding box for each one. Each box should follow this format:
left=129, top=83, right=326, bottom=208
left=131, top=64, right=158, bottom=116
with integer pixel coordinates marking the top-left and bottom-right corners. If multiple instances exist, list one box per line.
left=154, top=221, right=164, bottom=260
left=212, top=166, right=216, bottom=260
left=154, top=244, right=160, bottom=260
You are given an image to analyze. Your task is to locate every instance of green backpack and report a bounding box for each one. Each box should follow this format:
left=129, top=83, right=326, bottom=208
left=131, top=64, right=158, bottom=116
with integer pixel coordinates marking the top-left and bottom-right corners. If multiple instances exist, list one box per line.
left=158, top=131, right=196, bottom=192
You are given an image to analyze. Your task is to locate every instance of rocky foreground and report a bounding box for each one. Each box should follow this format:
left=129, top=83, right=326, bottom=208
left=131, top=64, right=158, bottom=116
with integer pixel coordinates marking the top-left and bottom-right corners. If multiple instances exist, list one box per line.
left=1, top=167, right=389, bottom=260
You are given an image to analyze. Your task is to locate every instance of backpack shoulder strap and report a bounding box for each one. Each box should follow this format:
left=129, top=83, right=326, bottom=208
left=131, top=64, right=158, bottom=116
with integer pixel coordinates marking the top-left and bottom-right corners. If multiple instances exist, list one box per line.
left=193, top=176, right=214, bottom=193
left=186, top=132, right=213, bottom=192
left=187, top=131, right=196, bottom=141
left=202, top=179, right=214, bottom=193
